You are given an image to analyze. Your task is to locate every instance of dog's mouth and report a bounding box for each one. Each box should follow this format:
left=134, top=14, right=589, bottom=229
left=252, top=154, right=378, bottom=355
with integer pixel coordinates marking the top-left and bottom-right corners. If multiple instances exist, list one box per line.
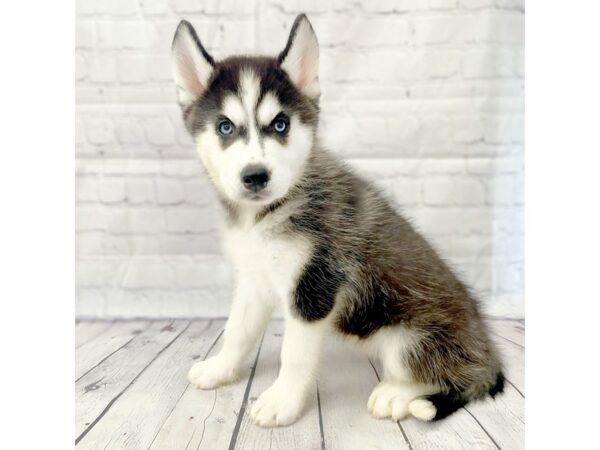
left=240, top=191, right=272, bottom=204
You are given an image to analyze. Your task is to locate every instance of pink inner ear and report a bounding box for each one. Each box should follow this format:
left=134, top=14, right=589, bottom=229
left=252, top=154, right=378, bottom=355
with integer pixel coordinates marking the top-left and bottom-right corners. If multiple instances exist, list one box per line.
left=180, top=54, right=204, bottom=96
left=298, top=57, right=308, bottom=89
left=296, top=44, right=311, bottom=89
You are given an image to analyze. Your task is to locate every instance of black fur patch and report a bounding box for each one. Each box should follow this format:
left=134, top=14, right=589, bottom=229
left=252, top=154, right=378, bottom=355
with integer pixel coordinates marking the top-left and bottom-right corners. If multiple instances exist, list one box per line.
left=427, top=370, right=504, bottom=421
left=426, top=389, right=467, bottom=421
left=489, top=371, right=505, bottom=398
left=336, top=280, right=408, bottom=338
left=293, top=246, right=345, bottom=321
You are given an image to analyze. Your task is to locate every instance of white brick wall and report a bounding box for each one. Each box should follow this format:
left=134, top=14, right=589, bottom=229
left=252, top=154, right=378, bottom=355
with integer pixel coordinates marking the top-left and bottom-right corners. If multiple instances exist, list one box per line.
left=75, top=0, right=524, bottom=319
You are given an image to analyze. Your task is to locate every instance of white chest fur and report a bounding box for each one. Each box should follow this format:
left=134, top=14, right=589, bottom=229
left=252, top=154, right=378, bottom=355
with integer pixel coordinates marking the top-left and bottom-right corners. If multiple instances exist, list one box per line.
left=222, top=212, right=312, bottom=305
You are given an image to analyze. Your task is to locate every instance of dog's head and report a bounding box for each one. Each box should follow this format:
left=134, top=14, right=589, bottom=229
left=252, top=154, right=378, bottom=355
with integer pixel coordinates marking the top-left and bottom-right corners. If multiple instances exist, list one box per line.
left=171, top=14, right=320, bottom=207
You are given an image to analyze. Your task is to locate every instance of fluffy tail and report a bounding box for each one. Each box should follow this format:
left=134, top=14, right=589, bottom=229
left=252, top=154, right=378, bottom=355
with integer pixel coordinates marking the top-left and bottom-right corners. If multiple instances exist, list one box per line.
left=412, top=372, right=505, bottom=421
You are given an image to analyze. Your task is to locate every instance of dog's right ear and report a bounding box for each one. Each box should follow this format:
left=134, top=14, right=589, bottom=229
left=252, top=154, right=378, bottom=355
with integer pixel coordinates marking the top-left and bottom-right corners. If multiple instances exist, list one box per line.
left=278, top=14, right=320, bottom=99
left=171, top=20, right=215, bottom=108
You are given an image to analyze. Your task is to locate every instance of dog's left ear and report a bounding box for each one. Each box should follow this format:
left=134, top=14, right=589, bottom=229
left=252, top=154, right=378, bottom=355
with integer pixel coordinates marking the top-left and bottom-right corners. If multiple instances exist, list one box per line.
left=278, top=14, right=320, bottom=99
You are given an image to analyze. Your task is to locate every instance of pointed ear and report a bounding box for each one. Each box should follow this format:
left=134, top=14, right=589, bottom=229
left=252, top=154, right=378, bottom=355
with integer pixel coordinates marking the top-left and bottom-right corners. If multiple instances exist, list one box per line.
left=278, top=14, right=320, bottom=99
left=171, top=20, right=215, bottom=108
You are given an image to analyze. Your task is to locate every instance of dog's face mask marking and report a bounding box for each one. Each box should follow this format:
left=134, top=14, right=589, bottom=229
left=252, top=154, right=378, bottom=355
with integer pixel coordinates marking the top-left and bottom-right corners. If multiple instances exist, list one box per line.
left=171, top=15, right=320, bottom=207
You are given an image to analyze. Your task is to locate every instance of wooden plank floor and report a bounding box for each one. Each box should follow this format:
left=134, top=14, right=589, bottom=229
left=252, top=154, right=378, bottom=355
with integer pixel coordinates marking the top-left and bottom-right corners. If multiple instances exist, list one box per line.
left=75, top=318, right=524, bottom=449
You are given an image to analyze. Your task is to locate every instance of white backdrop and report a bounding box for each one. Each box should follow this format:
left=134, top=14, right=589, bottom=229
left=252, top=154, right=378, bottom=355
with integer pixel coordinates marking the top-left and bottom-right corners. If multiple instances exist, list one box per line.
left=75, top=0, right=524, bottom=319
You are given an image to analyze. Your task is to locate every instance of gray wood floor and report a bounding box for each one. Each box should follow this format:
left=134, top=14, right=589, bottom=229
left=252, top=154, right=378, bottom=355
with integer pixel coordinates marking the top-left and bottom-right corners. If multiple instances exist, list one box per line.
left=75, top=318, right=525, bottom=449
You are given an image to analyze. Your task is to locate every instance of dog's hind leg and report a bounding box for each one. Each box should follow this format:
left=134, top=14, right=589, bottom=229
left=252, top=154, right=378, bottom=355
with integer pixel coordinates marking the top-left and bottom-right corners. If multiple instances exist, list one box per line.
left=366, top=327, right=440, bottom=422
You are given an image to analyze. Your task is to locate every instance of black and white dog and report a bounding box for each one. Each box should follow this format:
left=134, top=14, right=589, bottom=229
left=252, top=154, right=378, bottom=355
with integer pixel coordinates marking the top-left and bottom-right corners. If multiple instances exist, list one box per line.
left=171, top=14, right=504, bottom=427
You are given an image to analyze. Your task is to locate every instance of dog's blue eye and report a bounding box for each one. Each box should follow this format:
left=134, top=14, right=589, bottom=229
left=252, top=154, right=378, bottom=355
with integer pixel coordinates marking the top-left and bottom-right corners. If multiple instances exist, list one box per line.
left=273, top=119, right=287, bottom=134
left=218, top=120, right=234, bottom=136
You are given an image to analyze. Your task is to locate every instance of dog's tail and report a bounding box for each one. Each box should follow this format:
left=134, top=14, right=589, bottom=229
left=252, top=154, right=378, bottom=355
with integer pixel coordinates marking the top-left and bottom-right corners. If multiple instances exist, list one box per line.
left=408, top=371, right=505, bottom=421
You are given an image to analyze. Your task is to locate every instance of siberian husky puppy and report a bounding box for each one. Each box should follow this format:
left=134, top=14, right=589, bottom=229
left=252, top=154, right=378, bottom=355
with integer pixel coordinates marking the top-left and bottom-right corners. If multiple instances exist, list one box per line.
left=171, top=14, right=504, bottom=427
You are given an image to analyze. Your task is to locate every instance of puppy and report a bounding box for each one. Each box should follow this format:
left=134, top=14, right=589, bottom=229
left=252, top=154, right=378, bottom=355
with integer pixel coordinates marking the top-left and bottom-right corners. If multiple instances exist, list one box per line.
left=171, top=14, right=504, bottom=427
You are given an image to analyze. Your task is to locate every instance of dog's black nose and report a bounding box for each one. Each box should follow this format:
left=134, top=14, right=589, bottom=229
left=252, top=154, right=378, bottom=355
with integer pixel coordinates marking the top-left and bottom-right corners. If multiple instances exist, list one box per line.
left=241, top=165, right=270, bottom=192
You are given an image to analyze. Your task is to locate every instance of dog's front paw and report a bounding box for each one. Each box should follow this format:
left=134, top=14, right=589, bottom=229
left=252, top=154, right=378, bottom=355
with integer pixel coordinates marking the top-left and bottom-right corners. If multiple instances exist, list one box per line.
left=188, top=356, right=237, bottom=390
left=250, top=382, right=305, bottom=427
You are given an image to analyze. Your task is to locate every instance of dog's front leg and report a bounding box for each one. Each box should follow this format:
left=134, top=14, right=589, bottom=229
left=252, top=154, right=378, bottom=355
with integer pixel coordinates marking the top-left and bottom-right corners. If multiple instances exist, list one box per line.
left=250, top=310, right=327, bottom=427
left=188, top=275, right=273, bottom=389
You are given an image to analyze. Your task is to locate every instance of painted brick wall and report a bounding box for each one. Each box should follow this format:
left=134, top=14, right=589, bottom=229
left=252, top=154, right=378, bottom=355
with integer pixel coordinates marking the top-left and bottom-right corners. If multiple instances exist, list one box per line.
left=75, top=0, right=525, bottom=318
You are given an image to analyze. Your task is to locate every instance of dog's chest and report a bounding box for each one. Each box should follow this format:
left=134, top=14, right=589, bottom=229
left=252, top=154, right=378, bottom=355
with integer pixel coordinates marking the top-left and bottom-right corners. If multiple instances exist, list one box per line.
left=223, top=220, right=312, bottom=300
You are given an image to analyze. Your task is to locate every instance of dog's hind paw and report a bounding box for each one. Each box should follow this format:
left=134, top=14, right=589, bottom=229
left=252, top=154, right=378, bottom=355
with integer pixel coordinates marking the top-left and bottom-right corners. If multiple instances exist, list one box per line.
left=367, top=382, right=411, bottom=421
left=367, top=381, right=439, bottom=422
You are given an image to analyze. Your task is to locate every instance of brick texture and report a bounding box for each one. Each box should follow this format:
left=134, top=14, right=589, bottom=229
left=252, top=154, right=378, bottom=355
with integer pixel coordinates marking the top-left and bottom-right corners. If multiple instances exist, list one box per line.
left=75, top=0, right=524, bottom=319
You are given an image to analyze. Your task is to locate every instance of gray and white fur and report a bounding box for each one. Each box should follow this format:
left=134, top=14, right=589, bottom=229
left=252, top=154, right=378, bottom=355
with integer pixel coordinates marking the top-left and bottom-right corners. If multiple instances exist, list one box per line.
left=171, top=14, right=504, bottom=427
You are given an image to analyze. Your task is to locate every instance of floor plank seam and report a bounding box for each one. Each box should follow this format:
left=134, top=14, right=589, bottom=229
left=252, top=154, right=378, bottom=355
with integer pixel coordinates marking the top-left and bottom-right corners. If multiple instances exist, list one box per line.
left=464, top=407, right=502, bottom=450
left=185, top=429, right=196, bottom=450
left=75, top=322, right=152, bottom=383
left=504, top=378, right=525, bottom=398
left=199, top=322, right=222, bottom=361
left=75, top=320, right=524, bottom=449
left=148, top=384, right=191, bottom=449
left=227, top=333, right=265, bottom=450
left=367, top=358, right=414, bottom=450
left=75, top=320, right=192, bottom=446
left=491, top=331, right=525, bottom=349
left=316, top=385, right=326, bottom=450
left=484, top=317, right=524, bottom=323
left=147, top=320, right=221, bottom=449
